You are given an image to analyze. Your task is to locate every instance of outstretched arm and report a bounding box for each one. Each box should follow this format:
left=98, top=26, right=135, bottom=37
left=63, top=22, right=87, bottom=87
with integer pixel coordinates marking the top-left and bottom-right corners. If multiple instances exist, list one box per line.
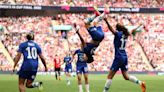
left=127, top=17, right=144, bottom=35
left=131, top=24, right=144, bottom=35
left=74, top=24, right=86, bottom=48
left=13, top=52, right=21, bottom=72
left=104, top=18, right=116, bottom=34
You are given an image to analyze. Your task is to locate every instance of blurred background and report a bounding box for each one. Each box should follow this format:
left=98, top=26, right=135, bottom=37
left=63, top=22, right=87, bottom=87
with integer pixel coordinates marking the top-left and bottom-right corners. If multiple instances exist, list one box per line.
left=0, top=0, right=163, bottom=73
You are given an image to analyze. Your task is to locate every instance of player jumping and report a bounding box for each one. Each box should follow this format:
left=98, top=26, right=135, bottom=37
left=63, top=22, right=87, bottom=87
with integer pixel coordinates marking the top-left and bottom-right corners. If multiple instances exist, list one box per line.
left=74, top=6, right=109, bottom=63
left=102, top=18, right=146, bottom=92
left=13, top=32, right=47, bottom=92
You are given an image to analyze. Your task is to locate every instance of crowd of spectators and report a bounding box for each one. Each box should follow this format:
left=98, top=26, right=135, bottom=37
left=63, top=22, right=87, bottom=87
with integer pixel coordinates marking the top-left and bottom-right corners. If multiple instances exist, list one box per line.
left=0, top=0, right=163, bottom=72
left=0, top=13, right=163, bottom=72
left=0, top=0, right=163, bottom=8
left=138, top=32, right=164, bottom=71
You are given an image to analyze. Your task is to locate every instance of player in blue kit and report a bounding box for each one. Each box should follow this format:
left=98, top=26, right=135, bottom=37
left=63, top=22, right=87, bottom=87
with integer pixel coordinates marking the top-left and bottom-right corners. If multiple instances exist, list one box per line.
left=73, top=6, right=109, bottom=63
left=13, top=32, right=47, bottom=92
left=72, top=49, right=89, bottom=92
left=72, top=7, right=110, bottom=91
left=102, top=18, right=146, bottom=92
left=63, top=52, right=72, bottom=85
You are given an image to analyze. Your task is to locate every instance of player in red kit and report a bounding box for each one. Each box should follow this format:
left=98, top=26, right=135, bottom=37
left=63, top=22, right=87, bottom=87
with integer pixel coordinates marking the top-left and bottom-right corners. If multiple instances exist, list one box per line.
left=54, top=54, right=62, bottom=80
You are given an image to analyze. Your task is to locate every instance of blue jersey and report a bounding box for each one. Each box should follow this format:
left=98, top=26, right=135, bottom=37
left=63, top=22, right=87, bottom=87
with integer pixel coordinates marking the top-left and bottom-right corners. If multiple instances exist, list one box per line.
left=18, top=40, right=42, bottom=71
left=83, top=43, right=97, bottom=55
left=74, top=49, right=87, bottom=66
left=114, top=31, right=128, bottom=58
left=110, top=31, right=128, bottom=71
left=64, top=56, right=72, bottom=68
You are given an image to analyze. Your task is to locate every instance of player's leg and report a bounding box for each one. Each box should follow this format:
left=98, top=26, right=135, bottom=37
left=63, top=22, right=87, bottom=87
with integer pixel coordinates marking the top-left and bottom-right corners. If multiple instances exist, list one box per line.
left=17, top=71, right=28, bottom=92
left=25, top=71, right=43, bottom=91
left=26, top=80, right=42, bottom=88
left=18, top=77, right=26, bottom=92
left=121, top=71, right=146, bottom=92
left=84, top=5, right=109, bottom=28
left=77, top=66, right=83, bottom=92
left=68, top=68, right=73, bottom=85
left=90, top=12, right=106, bottom=26
left=55, top=68, right=58, bottom=80
left=77, top=73, right=83, bottom=92
left=65, top=69, right=71, bottom=85
left=84, top=6, right=101, bottom=27
left=103, top=70, right=117, bottom=92
left=120, top=57, right=146, bottom=92
left=83, top=66, right=90, bottom=92
left=86, top=13, right=105, bottom=38
left=65, top=72, right=70, bottom=85
left=26, top=80, right=43, bottom=92
left=90, top=5, right=109, bottom=27
left=84, top=14, right=97, bottom=27
left=103, top=59, right=119, bottom=92
left=85, top=13, right=106, bottom=44
left=58, top=68, right=61, bottom=80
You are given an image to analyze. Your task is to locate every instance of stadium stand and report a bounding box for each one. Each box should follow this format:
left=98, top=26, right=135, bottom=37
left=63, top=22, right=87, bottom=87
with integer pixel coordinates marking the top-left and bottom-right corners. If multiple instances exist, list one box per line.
left=0, top=0, right=162, bottom=7
left=0, top=0, right=163, bottom=72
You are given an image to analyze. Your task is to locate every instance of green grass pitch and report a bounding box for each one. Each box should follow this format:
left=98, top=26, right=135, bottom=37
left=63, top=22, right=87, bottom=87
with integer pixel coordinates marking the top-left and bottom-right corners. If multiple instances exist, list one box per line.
left=0, top=74, right=163, bottom=92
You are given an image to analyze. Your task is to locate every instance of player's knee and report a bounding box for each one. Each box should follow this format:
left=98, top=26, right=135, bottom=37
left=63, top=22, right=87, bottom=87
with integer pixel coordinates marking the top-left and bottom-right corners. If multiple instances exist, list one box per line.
left=123, top=76, right=129, bottom=80
left=85, top=78, right=88, bottom=84
left=107, top=74, right=113, bottom=79
left=78, top=78, right=82, bottom=84
left=77, top=76, right=82, bottom=81
left=84, top=76, right=88, bottom=81
left=78, top=77, right=81, bottom=81
left=124, top=77, right=129, bottom=80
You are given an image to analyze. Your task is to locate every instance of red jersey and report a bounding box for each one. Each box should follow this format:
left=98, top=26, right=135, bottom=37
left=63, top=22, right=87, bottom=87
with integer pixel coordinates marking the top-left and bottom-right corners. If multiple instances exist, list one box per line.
left=54, top=57, right=61, bottom=68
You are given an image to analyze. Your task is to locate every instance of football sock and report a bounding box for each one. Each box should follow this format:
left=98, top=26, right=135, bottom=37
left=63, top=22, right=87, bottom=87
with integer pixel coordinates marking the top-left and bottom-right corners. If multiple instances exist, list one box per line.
left=31, top=82, right=40, bottom=88
left=103, top=79, right=112, bottom=92
left=55, top=73, right=58, bottom=80
left=129, top=76, right=142, bottom=85
left=85, top=84, right=90, bottom=92
left=84, top=14, right=96, bottom=24
left=66, top=76, right=70, bottom=82
left=93, top=12, right=105, bottom=23
left=66, top=76, right=68, bottom=81
left=79, top=84, right=83, bottom=92
left=58, top=71, right=61, bottom=77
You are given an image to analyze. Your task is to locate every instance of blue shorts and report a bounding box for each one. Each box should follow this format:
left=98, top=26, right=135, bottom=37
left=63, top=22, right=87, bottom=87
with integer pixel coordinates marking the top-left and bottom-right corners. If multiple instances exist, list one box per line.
left=76, top=65, right=88, bottom=74
left=87, top=26, right=104, bottom=42
left=83, top=43, right=97, bottom=63
left=65, top=67, right=72, bottom=73
left=86, top=55, right=94, bottom=63
left=17, top=71, right=37, bottom=81
left=110, top=57, right=128, bottom=71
